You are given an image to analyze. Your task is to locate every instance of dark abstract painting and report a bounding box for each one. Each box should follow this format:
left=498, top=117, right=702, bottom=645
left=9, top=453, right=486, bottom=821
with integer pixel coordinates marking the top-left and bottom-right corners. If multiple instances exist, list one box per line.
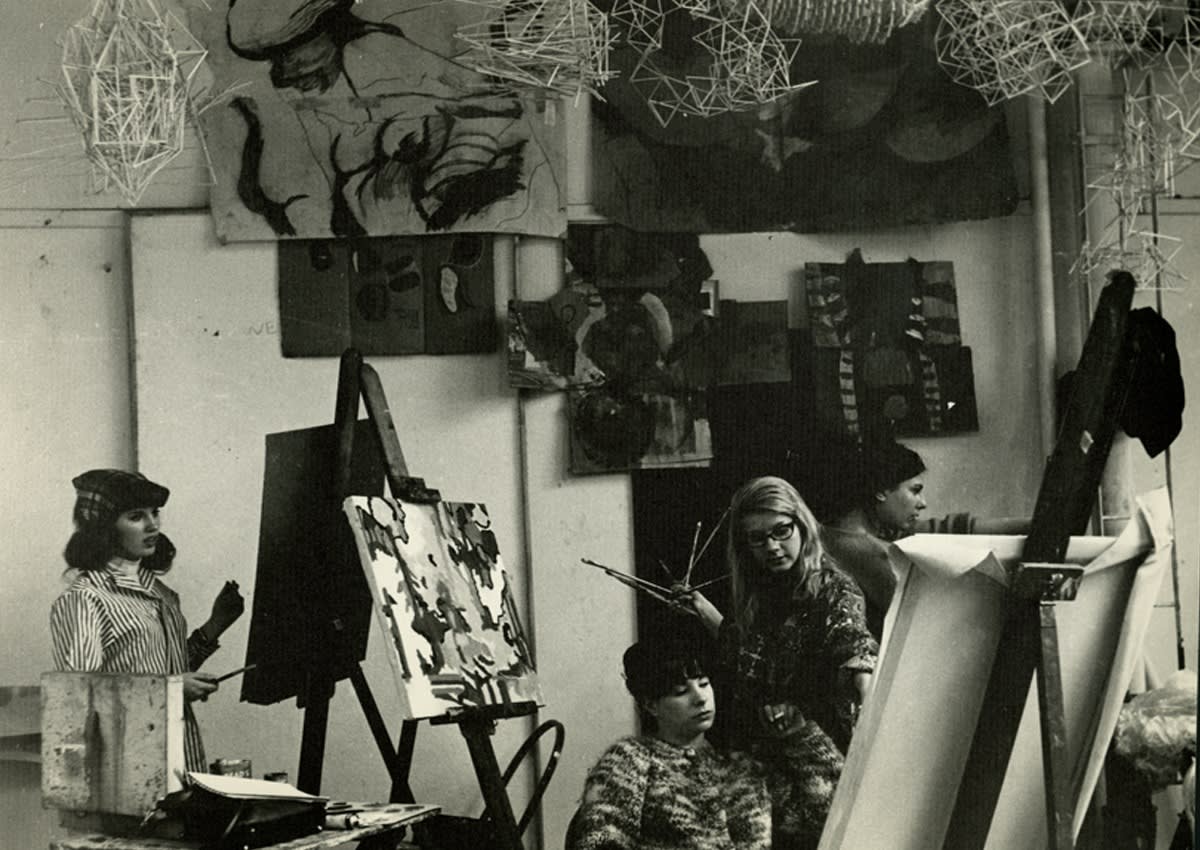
left=192, top=0, right=566, bottom=241
left=589, top=15, right=1017, bottom=233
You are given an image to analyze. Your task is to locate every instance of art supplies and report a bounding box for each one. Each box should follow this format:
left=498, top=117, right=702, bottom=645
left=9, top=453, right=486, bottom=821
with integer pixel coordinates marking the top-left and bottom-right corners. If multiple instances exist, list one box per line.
left=581, top=508, right=731, bottom=605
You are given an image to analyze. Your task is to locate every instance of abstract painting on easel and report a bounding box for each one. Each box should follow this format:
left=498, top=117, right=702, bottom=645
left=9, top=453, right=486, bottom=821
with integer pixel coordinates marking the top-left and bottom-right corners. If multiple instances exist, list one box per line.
left=343, top=495, right=541, bottom=718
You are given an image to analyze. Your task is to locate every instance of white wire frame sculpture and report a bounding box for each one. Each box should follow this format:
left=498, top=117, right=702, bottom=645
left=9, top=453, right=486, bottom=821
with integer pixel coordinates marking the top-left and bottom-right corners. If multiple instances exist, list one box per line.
left=935, top=0, right=1093, bottom=106
left=746, top=0, right=931, bottom=44
left=455, top=0, right=617, bottom=100
left=1072, top=226, right=1188, bottom=290
left=56, top=0, right=215, bottom=205
left=616, top=0, right=815, bottom=126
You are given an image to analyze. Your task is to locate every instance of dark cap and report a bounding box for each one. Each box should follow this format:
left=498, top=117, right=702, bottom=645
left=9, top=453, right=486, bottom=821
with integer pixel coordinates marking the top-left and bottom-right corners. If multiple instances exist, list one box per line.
left=72, top=469, right=169, bottom=527
left=622, top=639, right=706, bottom=701
left=864, top=441, right=926, bottom=494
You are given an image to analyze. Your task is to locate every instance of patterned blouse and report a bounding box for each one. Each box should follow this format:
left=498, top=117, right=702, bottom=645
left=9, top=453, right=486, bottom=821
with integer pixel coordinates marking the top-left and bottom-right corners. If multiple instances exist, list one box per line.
left=50, top=565, right=220, bottom=773
left=716, top=561, right=877, bottom=850
left=571, top=736, right=771, bottom=850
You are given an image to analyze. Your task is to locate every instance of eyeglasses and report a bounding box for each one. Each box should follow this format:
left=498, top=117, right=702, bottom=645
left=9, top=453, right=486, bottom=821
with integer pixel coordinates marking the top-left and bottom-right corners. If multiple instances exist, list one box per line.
left=743, top=520, right=798, bottom=549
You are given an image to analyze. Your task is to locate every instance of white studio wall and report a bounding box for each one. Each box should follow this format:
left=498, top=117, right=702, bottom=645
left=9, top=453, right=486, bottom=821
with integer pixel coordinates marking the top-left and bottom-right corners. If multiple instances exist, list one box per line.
left=0, top=210, right=131, bottom=850
left=0, top=211, right=133, bottom=685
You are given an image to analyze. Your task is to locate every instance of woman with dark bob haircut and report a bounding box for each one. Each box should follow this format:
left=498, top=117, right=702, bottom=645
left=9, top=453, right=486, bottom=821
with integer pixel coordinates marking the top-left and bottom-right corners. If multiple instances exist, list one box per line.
left=50, top=469, right=245, bottom=772
left=568, top=639, right=771, bottom=850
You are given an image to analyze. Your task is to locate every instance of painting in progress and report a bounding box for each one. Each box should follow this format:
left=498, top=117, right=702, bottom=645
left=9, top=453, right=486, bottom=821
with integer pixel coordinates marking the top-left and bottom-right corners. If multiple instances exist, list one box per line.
left=190, top=0, right=566, bottom=241
left=343, top=495, right=541, bottom=718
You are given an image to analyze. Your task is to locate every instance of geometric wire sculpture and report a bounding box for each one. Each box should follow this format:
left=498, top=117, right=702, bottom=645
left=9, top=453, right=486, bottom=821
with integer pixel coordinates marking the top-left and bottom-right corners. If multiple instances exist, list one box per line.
left=455, top=0, right=617, bottom=101
left=935, top=0, right=1093, bottom=106
left=751, top=0, right=932, bottom=44
left=1072, top=226, right=1187, bottom=290
left=618, top=0, right=815, bottom=126
left=1075, top=0, right=1161, bottom=69
left=57, top=0, right=209, bottom=205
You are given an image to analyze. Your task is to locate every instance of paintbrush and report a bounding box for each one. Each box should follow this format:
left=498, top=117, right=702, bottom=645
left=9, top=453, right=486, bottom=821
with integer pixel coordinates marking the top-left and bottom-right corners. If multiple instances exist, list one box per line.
left=215, top=663, right=257, bottom=683
left=692, top=507, right=730, bottom=568
left=605, top=571, right=675, bottom=603
left=683, top=520, right=703, bottom=587
left=580, top=559, right=674, bottom=603
left=686, top=573, right=731, bottom=592
left=580, top=559, right=671, bottom=593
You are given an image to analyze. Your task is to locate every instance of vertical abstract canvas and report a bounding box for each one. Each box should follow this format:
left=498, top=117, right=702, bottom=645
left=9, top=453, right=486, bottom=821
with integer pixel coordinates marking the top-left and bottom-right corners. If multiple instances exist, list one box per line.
left=343, top=495, right=541, bottom=718
left=805, top=256, right=978, bottom=440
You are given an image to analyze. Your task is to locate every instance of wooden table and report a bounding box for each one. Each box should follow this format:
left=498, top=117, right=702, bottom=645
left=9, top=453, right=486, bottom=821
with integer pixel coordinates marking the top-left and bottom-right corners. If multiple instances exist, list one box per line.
left=50, top=803, right=440, bottom=850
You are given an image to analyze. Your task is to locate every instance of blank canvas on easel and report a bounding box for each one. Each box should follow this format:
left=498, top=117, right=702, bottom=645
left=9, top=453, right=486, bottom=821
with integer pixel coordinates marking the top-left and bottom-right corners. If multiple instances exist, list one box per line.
left=343, top=495, right=542, bottom=719
left=818, top=488, right=1173, bottom=850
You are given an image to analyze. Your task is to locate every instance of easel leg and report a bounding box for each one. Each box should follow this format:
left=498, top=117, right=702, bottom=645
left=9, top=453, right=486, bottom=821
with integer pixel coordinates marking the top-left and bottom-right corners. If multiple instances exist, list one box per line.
left=392, top=721, right=419, bottom=805
left=349, top=666, right=417, bottom=804
left=459, top=717, right=524, bottom=850
left=1037, top=603, right=1075, bottom=850
left=942, top=599, right=1040, bottom=850
left=298, top=676, right=334, bottom=793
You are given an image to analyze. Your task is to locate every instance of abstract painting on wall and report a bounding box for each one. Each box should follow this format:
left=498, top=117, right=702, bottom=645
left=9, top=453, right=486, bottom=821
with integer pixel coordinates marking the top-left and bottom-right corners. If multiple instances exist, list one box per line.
left=190, top=1, right=566, bottom=242
left=589, top=21, right=1017, bottom=233
left=567, top=386, right=713, bottom=474
left=804, top=255, right=978, bottom=440
left=278, top=234, right=496, bottom=356
left=343, top=495, right=541, bottom=718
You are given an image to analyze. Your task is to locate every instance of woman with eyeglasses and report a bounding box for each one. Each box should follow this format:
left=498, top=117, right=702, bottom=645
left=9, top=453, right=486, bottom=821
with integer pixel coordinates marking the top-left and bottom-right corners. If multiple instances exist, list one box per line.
left=674, top=476, right=876, bottom=850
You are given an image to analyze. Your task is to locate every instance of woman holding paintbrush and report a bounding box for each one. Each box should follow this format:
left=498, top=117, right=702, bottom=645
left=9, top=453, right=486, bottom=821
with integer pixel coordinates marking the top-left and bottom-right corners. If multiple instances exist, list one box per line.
left=673, top=475, right=876, bottom=850
left=50, top=469, right=245, bottom=773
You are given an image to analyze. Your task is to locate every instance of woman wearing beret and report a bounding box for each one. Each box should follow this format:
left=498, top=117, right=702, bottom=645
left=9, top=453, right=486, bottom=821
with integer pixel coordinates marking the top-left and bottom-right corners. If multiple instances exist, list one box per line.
left=50, top=469, right=245, bottom=772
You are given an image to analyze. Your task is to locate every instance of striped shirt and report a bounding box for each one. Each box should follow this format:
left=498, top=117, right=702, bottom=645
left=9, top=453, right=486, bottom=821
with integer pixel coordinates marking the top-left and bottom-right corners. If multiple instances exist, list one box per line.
left=49, top=565, right=219, bottom=772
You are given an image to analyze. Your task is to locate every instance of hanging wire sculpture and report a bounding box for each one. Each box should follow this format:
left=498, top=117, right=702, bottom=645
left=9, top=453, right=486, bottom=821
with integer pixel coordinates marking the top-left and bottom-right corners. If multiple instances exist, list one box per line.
left=1075, top=0, right=1161, bottom=68
left=455, top=0, right=617, bottom=100
left=1076, top=67, right=1198, bottom=291
left=934, top=0, right=1093, bottom=105
left=55, top=0, right=219, bottom=205
left=615, top=0, right=815, bottom=126
left=747, top=0, right=931, bottom=44
left=1073, top=228, right=1187, bottom=290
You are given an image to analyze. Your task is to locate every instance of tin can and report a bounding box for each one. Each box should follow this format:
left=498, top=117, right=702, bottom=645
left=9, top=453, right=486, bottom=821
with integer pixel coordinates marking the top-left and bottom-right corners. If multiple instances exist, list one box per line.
left=209, top=758, right=252, bottom=778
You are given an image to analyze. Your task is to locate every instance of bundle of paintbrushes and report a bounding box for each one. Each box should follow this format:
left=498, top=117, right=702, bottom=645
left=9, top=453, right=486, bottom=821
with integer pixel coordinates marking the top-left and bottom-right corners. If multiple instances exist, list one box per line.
left=581, top=508, right=730, bottom=606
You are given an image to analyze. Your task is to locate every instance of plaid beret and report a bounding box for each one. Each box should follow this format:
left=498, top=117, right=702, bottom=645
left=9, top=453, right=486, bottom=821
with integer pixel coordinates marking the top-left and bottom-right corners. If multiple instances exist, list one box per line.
left=72, top=469, right=169, bottom=527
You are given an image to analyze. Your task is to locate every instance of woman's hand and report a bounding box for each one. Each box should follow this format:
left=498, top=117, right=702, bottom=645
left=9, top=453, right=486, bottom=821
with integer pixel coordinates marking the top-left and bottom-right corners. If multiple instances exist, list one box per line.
left=760, top=702, right=804, bottom=737
left=669, top=584, right=724, bottom=636
left=208, top=580, right=245, bottom=635
left=849, top=671, right=872, bottom=727
left=184, top=671, right=219, bottom=703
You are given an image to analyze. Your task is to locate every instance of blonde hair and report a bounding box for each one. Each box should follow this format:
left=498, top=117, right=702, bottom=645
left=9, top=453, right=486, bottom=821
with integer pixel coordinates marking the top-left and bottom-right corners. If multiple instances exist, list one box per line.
left=725, top=475, right=824, bottom=629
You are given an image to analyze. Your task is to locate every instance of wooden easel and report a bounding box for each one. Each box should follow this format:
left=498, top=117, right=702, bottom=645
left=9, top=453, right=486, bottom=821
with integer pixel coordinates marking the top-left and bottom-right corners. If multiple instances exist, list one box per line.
left=293, top=348, right=532, bottom=850
left=942, top=271, right=1139, bottom=850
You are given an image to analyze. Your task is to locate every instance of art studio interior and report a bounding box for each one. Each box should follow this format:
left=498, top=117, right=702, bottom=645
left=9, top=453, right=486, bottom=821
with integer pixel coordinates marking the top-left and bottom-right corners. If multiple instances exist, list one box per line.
left=0, top=1, right=1197, bottom=849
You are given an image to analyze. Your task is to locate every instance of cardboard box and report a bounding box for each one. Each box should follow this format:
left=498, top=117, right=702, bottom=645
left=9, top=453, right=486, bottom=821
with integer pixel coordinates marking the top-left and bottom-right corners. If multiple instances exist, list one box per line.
left=41, top=672, right=185, bottom=817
